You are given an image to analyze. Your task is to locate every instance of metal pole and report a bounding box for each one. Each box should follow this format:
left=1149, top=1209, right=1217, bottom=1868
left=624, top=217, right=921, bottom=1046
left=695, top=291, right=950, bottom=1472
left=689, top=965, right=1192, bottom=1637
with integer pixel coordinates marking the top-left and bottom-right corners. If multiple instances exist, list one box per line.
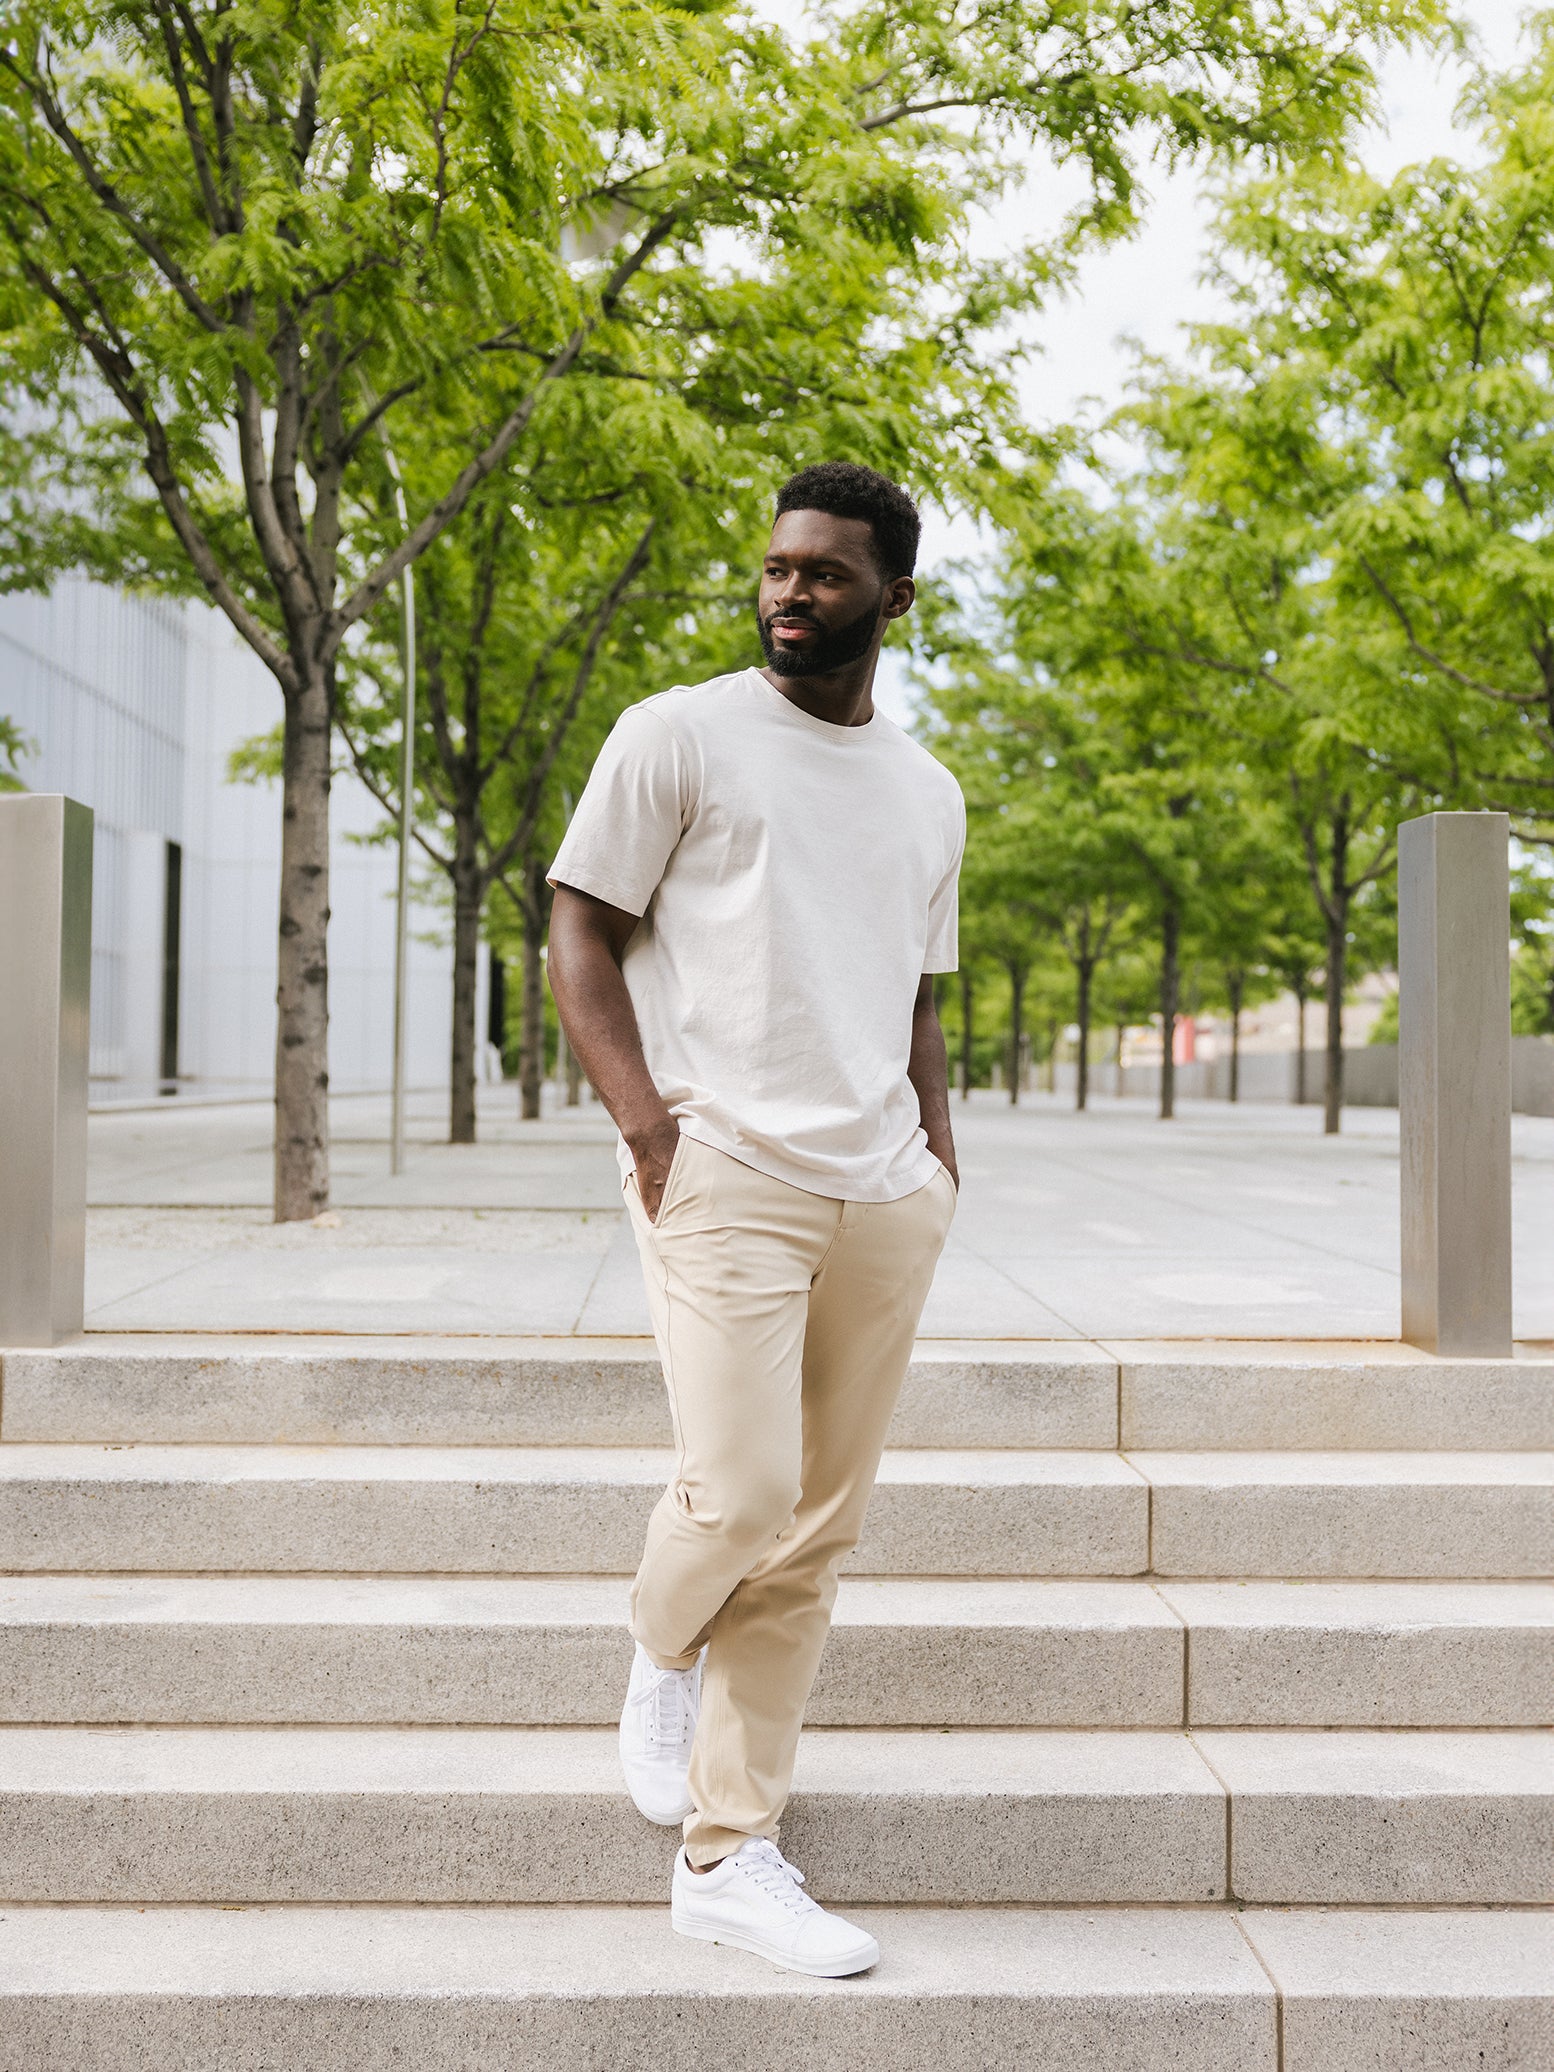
left=1398, top=811, right=1512, bottom=1355
left=382, top=450, right=416, bottom=1178
left=0, top=795, right=93, bottom=1345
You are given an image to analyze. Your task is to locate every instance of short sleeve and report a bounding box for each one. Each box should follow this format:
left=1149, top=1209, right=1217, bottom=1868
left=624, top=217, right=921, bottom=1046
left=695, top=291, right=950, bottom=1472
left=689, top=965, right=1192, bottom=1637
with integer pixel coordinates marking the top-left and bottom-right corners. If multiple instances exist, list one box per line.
left=547, top=703, right=688, bottom=917
left=922, top=791, right=965, bottom=973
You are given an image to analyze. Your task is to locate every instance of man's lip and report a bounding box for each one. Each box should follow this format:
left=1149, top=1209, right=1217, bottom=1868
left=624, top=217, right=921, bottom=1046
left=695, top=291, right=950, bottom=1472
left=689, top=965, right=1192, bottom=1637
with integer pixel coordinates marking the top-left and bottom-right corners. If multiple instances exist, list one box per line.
left=773, top=620, right=816, bottom=637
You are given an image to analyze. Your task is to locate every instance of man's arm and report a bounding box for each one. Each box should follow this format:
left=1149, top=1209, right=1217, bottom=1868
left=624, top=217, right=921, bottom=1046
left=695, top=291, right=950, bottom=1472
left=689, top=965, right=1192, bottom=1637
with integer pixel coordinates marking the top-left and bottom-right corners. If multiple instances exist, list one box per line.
left=546, top=882, right=681, bottom=1220
left=908, top=973, right=958, bottom=1189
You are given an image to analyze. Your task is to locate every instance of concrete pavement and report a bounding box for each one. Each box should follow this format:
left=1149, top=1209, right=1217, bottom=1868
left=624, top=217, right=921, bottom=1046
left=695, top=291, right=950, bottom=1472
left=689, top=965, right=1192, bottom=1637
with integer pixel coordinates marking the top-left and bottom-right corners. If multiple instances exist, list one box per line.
left=81, top=1086, right=1554, bottom=1340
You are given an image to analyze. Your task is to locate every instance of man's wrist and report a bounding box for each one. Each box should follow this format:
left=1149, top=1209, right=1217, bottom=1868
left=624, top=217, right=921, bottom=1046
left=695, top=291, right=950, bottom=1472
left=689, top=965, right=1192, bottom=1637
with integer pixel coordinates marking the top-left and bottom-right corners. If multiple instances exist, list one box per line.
left=623, top=1110, right=679, bottom=1162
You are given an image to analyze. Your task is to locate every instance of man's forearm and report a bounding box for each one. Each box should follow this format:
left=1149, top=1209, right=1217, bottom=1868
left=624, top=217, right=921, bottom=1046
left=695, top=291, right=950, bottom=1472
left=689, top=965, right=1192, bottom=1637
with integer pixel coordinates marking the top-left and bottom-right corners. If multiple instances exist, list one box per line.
left=546, top=901, right=675, bottom=1162
left=908, top=996, right=957, bottom=1184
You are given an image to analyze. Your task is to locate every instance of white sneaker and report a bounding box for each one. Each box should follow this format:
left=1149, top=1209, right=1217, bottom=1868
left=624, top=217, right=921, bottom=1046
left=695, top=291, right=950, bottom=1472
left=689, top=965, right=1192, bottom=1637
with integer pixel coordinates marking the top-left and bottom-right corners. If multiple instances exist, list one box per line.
left=672, top=1838, right=880, bottom=1978
left=619, top=1642, right=701, bottom=1825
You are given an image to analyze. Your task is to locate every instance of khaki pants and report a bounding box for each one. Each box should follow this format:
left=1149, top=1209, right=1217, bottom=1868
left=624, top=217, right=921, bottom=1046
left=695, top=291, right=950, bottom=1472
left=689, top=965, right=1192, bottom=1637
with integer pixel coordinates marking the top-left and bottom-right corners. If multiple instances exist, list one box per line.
left=623, top=1133, right=956, bottom=1864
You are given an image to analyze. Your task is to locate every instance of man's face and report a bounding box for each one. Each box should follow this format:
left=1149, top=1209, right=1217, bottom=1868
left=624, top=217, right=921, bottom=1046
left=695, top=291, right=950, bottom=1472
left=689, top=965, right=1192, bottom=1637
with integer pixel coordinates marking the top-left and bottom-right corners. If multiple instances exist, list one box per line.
left=757, top=509, right=913, bottom=678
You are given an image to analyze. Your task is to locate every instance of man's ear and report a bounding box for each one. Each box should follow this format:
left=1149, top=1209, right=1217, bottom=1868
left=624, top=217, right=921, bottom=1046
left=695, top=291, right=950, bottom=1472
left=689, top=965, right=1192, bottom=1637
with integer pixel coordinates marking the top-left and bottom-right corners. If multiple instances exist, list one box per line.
left=883, top=576, right=916, bottom=622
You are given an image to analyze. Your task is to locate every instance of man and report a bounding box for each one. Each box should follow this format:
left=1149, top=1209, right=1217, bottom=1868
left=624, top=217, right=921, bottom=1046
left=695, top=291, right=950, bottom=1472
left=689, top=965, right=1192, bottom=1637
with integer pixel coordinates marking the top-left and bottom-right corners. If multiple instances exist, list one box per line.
left=546, top=460, right=964, bottom=1978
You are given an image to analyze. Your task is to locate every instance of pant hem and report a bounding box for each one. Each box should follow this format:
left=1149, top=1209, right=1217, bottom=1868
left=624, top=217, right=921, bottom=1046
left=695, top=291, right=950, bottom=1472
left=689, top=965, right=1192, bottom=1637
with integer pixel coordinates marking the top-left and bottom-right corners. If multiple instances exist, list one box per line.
left=684, top=1825, right=773, bottom=1868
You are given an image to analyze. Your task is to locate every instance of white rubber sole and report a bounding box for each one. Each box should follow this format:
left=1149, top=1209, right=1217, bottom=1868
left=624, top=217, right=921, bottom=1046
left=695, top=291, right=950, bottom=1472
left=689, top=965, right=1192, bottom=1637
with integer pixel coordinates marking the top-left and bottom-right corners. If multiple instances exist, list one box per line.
left=672, top=1914, right=881, bottom=1979
left=625, top=1789, right=693, bottom=1827
left=618, top=1729, right=694, bottom=1825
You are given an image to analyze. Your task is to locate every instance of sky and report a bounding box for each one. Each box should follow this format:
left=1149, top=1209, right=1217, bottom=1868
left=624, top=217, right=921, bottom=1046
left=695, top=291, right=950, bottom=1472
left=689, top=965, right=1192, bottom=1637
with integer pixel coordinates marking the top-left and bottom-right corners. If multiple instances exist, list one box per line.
left=753, top=1, right=1536, bottom=716
left=984, top=0, right=1532, bottom=474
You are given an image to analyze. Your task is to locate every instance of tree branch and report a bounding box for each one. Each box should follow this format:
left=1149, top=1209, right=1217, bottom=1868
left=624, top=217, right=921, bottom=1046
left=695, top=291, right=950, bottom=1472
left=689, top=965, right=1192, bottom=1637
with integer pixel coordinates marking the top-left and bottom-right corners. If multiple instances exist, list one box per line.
left=9, top=42, right=228, bottom=332
left=1357, top=554, right=1541, bottom=705
left=485, top=521, right=655, bottom=879
left=330, top=205, right=679, bottom=651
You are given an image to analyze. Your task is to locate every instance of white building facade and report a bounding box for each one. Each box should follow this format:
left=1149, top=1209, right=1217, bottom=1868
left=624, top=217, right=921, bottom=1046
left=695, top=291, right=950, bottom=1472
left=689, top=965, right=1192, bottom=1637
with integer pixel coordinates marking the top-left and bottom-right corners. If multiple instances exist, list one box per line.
left=1, top=580, right=458, bottom=1102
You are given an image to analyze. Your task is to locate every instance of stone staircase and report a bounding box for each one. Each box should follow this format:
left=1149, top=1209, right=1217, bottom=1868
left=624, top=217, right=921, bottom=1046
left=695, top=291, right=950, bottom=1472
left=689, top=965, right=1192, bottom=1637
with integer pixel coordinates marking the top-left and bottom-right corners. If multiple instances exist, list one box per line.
left=0, top=1335, right=1550, bottom=2069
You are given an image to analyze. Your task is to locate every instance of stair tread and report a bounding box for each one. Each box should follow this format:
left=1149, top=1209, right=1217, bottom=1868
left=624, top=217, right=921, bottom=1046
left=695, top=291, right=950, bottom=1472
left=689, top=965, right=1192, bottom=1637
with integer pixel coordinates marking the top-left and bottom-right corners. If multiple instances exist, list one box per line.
left=1153, top=1577, right=1554, bottom=1622
left=1, top=1722, right=1546, bottom=1798
left=1129, top=1450, right=1554, bottom=1484
left=0, top=1573, right=1181, bottom=1621
left=5, top=1442, right=1549, bottom=1484
left=6, top=1572, right=1549, bottom=1615
left=0, top=1901, right=1271, bottom=1997
left=0, top=1442, right=1146, bottom=1485
left=1, top=1901, right=1546, bottom=1998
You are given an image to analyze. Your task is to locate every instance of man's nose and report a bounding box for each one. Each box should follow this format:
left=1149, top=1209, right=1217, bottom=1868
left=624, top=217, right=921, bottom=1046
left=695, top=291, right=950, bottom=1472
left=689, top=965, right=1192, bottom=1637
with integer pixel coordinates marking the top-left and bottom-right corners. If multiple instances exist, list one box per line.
left=773, top=572, right=814, bottom=608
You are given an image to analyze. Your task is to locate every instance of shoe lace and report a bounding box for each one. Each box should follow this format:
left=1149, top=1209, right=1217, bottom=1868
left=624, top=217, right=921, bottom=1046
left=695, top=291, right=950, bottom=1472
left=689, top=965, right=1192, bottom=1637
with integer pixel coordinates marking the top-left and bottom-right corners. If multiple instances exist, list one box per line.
left=734, top=1840, right=816, bottom=1915
left=644, top=1664, right=696, bottom=1750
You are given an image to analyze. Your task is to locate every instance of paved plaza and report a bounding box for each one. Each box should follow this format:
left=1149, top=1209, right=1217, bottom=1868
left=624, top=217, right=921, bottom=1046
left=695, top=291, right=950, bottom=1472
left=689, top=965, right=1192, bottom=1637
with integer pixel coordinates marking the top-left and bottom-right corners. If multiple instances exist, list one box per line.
left=84, top=1087, right=1554, bottom=1342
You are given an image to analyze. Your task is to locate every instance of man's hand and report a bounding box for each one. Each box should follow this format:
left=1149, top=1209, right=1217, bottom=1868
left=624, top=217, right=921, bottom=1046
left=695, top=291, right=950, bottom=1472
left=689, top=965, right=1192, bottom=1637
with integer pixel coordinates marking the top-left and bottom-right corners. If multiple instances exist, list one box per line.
left=908, top=973, right=958, bottom=1197
left=629, top=1116, right=682, bottom=1224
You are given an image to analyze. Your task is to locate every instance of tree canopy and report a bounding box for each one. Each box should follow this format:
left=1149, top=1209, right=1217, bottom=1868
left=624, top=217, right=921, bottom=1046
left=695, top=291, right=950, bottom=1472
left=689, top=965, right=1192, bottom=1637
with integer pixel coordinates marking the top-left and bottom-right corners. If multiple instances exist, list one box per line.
left=0, top=0, right=1461, bottom=1176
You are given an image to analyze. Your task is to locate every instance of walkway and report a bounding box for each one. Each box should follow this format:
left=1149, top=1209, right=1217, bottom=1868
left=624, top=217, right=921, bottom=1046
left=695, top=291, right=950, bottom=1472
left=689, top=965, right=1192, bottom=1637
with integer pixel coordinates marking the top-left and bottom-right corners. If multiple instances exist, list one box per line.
left=82, top=1086, right=1554, bottom=1341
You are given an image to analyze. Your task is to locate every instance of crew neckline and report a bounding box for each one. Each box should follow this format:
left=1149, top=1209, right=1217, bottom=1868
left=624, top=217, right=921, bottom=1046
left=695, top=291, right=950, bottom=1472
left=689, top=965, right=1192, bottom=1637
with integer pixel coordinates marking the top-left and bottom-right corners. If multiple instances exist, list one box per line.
left=747, top=668, right=881, bottom=740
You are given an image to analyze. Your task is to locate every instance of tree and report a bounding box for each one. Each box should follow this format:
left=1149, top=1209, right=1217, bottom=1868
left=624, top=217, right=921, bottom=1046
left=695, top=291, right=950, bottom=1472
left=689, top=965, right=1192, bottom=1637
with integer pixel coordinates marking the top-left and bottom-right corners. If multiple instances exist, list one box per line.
left=0, top=0, right=736, bottom=1212
left=1509, top=856, right=1554, bottom=1036
left=1194, top=834, right=1317, bottom=1101
left=925, top=662, right=1137, bottom=1110
left=336, top=130, right=1029, bottom=1142
left=1115, top=330, right=1458, bottom=1128
left=918, top=504, right=1229, bottom=1124
left=339, top=478, right=658, bottom=1137
left=1205, top=34, right=1554, bottom=837
left=0, top=0, right=1441, bottom=1211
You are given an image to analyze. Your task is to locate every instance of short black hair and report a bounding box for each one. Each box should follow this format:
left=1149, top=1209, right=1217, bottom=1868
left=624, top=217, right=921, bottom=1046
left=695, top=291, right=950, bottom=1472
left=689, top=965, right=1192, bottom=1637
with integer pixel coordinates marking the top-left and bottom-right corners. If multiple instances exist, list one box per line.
left=773, top=462, right=920, bottom=580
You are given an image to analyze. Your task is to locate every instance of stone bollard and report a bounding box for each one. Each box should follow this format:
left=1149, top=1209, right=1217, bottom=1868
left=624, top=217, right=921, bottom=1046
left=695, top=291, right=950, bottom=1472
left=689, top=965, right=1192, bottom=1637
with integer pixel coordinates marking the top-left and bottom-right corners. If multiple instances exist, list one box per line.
left=1398, top=811, right=1512, bottom=1356
left=0, top=794, right=93, bottom=1345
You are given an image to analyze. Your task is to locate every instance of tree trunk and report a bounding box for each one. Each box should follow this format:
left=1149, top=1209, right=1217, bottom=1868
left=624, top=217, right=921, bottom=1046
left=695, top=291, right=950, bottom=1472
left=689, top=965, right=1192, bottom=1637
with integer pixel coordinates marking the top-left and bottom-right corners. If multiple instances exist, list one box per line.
left=1007, top=962, right=1026, bottom=1107
left=1158, top=899, right=1180, bottom=1121
left=1227, top=969, right=1244, bottom=1104
left=519, top=863, right=546, bottom=1122
left=273, top=669, right=332, bottom=1221
left=1322, top=808, right=1349, bottom=1136
left=1323, top=906, right=1347, bottom=1136
left=1075, top=911, right=1093, bottom=1113
left=449, top=834, right=482, bottom=1145
left=488, top=951, right=507, bottom=1074
left=1294, top=979, right=1308, bottom=1105
left=959, top=965, right=974, bottom=1100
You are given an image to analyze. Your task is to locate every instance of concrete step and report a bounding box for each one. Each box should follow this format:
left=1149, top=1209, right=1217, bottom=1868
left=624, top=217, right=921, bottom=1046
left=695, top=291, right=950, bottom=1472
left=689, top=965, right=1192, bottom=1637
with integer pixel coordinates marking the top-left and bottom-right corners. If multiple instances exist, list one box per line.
left=0, top=1724, right=1545, bottom=1907
left=0, top=1726, right=1222, bottom=1904
left=0, top=1575, right=1181, bottom=1727
left=2, top=1903, right=1548, bottom=2070
left=9, top=1335, right=1553, bottom=1451
left=1132, top=1450, right=1554, bottom=1578
left=3, top=1575, right=1549, bottom=1726
left=1158, top=1579, right=1554, bottom=1725
left=5, top=1443, right=1548, bottom=1579
left=1194, top=1728, right=1554, bottom=1904
left=0, top=1337, right=1119, bottom=1448
left=0, top=1444, right=1150, bottom=1577
left=1115, top=1341, right=1554, bottom=1450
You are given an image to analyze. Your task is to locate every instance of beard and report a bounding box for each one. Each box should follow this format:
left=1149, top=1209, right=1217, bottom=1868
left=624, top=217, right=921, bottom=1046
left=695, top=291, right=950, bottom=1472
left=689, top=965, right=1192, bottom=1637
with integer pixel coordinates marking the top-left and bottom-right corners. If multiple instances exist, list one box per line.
left=757, top=592, right=883, bottom=677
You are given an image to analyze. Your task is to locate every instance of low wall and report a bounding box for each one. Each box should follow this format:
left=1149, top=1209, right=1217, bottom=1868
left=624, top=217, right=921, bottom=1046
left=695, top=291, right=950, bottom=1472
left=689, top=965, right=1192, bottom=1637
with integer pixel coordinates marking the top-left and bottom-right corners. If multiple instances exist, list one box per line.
left=1054, top=1036, right=1554, bottom=1116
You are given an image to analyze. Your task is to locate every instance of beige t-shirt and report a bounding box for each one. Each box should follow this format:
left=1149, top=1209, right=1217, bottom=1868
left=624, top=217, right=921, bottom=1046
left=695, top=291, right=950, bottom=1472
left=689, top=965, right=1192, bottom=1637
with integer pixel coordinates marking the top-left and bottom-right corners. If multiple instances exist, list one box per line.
left=548, top=667, right=965, bottom=1202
